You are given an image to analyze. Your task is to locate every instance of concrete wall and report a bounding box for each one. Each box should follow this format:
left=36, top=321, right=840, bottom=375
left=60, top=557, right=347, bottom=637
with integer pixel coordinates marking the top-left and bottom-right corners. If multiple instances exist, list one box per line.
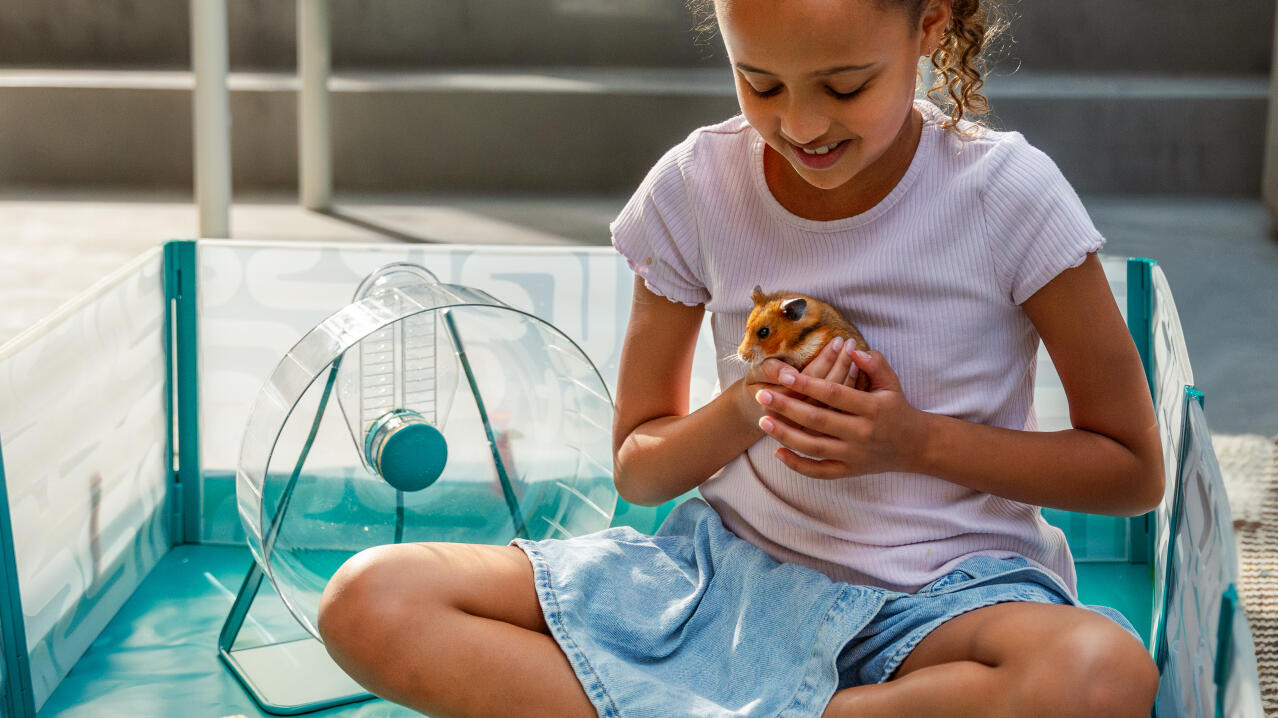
left=0, top=0, right=718, bottom=69
left=0, top=0, right=1271, bottom=195
left=4, top=0, right=1271, bottom=74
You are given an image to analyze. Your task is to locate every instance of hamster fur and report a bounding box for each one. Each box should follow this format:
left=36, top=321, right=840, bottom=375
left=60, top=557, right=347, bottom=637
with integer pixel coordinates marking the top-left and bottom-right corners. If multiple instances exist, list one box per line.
left=738, top=286, right=871, bottom=391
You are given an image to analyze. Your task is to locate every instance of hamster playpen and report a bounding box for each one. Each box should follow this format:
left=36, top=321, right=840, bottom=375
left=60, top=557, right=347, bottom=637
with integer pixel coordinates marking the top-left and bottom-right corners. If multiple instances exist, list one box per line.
left=0, top=240, right=1265, bottom=717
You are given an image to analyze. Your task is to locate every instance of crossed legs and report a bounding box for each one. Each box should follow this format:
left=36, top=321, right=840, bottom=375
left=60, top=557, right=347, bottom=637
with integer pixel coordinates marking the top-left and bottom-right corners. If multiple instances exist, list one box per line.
left=319, top=544, right=1158, bottom=718
left=823, top=601, right=1159, bottom=718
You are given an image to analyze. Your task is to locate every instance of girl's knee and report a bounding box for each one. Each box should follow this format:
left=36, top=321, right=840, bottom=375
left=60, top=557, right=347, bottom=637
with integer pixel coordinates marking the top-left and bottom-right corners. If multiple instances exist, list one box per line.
left=319, top=548, right=374, bottom=646
left=318, top=544, right=440, bottom=656
left=1023, top=617, right=1158, bottom=718
left=1076, top=627, right=1158, bottom=718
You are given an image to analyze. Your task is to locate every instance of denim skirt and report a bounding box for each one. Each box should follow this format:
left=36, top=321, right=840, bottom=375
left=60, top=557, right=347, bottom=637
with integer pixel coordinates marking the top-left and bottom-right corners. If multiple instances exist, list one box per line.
left=511, top=498, right=1140, bottom=718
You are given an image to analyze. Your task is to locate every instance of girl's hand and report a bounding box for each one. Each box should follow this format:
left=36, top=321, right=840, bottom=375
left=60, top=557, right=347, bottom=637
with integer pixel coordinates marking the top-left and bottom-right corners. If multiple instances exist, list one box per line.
left=736, top=337, right=861, bottom=427
left=753, top=350, right=930, bottom=478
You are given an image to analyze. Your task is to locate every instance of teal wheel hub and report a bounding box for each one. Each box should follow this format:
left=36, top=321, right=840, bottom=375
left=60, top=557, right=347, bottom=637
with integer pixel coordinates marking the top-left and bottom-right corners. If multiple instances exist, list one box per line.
left=364, top=409, right=448, bottom=492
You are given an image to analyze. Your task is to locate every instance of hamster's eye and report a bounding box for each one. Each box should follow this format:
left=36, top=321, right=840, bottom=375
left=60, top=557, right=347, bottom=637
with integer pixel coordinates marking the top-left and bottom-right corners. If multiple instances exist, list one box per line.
left=756, top=327, right=770, bottom=339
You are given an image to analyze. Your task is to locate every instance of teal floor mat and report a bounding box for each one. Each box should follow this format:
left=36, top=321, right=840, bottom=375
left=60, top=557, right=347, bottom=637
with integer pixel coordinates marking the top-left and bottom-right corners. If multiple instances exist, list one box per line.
left=1075, top=562, right=1154, bottom=647
left=36, top=544, right=1153, bottom=716
left=37, top=544, right=417, bottom=718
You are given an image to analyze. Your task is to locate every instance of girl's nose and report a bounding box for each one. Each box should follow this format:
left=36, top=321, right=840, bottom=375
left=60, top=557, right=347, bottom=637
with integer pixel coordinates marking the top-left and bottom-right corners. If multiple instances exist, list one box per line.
left=778, top=96, right=830, bottom=147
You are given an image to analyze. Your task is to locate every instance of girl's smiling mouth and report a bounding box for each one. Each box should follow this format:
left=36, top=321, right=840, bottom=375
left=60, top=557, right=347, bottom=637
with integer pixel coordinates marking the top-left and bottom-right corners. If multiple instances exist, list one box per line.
left=790, top=139, right=850, bottom=169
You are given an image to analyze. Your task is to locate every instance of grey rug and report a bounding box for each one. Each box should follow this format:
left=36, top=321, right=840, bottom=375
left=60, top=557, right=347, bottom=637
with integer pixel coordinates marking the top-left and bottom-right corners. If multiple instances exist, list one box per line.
left=1214, top=432, right=1278, bottom=715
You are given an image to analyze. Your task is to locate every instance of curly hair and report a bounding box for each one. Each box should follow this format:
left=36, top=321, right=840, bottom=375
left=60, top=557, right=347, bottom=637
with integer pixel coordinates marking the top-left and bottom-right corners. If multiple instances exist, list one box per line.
left=916, top=0, right=1006, bottom=132
left=686, top=0, right=1007, bottom=134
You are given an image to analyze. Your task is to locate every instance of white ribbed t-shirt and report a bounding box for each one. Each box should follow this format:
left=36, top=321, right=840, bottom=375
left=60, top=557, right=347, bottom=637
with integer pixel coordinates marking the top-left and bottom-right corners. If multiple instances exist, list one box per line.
left=610, top=101, right=1105, bottom=594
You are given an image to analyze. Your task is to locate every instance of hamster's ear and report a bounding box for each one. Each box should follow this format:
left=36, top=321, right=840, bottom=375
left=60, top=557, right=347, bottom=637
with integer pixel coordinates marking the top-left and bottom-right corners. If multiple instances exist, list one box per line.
left=751, top=285, right=765, bottom=304
left=780, top=297, right=807, bottom=321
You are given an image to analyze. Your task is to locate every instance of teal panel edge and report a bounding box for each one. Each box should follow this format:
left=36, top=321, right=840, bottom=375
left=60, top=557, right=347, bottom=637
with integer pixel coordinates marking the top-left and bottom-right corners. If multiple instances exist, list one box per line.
left=165, top=240, right=201, bottom=545
left=1215, top=584, right=1238, bottom=718
left=1125, top=258, right=1157, bottom=570
left=1126, top=258, right=1156, bottom=403
left=0, top=443, right=36, bottom=717
left=1152, top=385, right=1206, bottom=668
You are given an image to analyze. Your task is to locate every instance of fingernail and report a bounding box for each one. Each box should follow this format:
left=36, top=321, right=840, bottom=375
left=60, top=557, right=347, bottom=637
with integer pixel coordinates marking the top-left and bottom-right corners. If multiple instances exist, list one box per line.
left=756, top=389, right=773, bottom=405
left=855, top=350, right=871, bottom=361
left=830, top=337, right=844, bottom=352
left=779, top=371, right=796, bottom=386
left=760, top=417, right=775, bottom=432
left=844, top=341, right=857, bottom=355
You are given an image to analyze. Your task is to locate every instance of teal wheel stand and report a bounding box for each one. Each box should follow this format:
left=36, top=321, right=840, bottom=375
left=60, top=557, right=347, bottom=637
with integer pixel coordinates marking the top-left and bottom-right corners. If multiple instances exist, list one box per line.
left=219, top=362, right=376, bottom=715
left=218, top=560, right=375, bottom=715
left=217, top=296, right=528, bottom=714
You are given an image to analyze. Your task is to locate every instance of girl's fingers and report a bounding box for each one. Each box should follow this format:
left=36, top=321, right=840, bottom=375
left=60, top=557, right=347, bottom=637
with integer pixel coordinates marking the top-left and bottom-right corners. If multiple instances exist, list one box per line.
left=773, top=368, right=869, bottom=417
left=823, top=339, right=856, bottom=386
left=749, top=357, right=790, bottom=385
left=757, top=388, right=835, bottom=433
left=801, top=336, right=844, bottom=379
left=844, top=364, right=861, bottom=388
left=840, top=340, right=864, bottom=388
left=757, top=403, right=842, bottom=457
left=774, top=448, right=850, bottom=479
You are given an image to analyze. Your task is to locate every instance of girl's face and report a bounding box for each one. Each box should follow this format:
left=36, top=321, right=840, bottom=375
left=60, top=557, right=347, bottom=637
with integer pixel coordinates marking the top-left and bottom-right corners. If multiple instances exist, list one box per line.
left=716, top=0, right=949, bottom=193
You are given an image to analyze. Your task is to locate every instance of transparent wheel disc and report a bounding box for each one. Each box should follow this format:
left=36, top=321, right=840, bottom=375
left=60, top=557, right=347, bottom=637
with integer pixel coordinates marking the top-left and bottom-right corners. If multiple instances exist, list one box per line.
left=236, top=272, right=617, bottom=638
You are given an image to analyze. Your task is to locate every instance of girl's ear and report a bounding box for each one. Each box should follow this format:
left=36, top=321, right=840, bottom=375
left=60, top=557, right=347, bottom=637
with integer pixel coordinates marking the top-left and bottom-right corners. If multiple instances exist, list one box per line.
left=918, top=0, right=951, bottom=56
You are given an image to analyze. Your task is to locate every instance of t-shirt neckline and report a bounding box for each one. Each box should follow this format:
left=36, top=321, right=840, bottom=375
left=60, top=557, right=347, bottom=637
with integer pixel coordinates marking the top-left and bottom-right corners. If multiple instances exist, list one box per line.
left=750, top=99, right=940, bottom=233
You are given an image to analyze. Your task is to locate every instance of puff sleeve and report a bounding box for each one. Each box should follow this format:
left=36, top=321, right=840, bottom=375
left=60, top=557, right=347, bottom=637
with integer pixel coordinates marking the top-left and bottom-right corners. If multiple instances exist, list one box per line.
left=610, top=140, right=709, bottom=306
left=981, top=133, right=1106, bottom=305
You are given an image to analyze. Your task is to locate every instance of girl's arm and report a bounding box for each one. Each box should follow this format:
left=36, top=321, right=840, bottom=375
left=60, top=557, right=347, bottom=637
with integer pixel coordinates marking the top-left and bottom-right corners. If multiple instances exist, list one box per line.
left=611, top=277, right=755, bottom=506
left=925, top=252, right=1165, bottom=515
left=753, top=254, right=1165, bottom=517
left=612, top=277, right=858, bottom=507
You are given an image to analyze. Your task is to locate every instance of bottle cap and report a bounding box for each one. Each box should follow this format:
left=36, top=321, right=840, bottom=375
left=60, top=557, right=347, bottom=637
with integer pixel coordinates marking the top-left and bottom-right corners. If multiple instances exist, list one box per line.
left=365, top=409, right=448, bottom=492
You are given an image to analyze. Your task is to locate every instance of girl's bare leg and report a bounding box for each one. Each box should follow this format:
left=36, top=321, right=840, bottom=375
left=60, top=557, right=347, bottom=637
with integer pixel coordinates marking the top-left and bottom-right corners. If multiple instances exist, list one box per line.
left=823, top=601, right=1159, bottom=718
left=318, top=543, right=596, bottom=718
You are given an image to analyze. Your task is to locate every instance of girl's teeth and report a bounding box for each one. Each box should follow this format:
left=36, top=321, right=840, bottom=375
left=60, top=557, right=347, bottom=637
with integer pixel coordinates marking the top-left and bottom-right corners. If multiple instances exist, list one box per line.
left=801, top=142, right=840, bottom=155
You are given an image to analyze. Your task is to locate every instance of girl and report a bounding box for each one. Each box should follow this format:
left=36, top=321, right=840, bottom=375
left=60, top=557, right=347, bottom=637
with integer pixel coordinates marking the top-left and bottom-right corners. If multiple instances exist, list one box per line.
left=317, top=0, right=1166, bottom=715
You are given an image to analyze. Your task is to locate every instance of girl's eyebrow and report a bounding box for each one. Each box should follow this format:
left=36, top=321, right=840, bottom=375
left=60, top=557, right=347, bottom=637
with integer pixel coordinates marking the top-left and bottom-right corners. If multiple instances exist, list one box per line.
left=734, top=62, right=876, bottom=77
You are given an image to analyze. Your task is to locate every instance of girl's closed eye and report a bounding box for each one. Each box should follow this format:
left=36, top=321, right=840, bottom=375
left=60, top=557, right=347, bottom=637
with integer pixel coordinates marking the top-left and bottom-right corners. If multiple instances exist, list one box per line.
left=744, top=83, right=866, bottom=100
left=747, top=83, right=783, bottom=98
left=828, top=84, right=866, bottom=100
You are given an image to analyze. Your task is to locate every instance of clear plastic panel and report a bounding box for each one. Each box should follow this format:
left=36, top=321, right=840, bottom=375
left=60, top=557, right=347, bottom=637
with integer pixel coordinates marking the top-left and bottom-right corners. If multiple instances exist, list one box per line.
left=1154, top=398, right=1259, bottom=716
left=0, top=247, right=169, bottom=709
left=237, top=275, right=616, bottom=638
left=1148, top=264, right=1196, bottom=654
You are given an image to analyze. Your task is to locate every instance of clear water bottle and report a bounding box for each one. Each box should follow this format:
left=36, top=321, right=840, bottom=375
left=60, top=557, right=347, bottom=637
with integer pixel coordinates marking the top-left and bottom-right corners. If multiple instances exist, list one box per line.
left=337, top=263, right=455, bottom=490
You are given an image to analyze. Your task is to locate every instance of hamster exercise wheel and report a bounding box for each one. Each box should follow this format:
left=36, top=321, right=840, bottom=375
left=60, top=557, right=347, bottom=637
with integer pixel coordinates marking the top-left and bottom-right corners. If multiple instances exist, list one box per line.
left=218, top=263, right=618, bottom=714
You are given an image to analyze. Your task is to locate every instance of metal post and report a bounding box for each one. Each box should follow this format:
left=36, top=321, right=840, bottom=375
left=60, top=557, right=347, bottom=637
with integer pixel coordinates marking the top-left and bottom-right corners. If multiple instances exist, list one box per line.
left=1264, top=0, right=1278, bottom=217
left=299, top=0, right=333, bottom=211
left=190, top=0, right=232, bottom=238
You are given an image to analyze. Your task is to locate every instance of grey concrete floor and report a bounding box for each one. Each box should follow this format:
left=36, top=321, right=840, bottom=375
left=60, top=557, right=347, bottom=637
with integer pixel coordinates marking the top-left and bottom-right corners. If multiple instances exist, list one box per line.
left=1, top=189, right=1274, bottom=436
left=1086, top=197, right=1278, bottom=436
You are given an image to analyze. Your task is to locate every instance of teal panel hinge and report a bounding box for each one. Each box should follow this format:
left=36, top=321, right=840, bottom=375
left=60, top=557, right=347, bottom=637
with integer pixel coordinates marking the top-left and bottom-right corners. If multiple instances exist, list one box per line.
left=164, top=240, right=202, bottom=545
left=0, top=442, right=36, bottom=717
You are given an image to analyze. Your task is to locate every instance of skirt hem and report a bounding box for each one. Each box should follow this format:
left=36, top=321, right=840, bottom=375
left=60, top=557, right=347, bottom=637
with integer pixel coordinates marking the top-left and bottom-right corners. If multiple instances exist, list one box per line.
left=513, top=537, right=625, bottom=718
